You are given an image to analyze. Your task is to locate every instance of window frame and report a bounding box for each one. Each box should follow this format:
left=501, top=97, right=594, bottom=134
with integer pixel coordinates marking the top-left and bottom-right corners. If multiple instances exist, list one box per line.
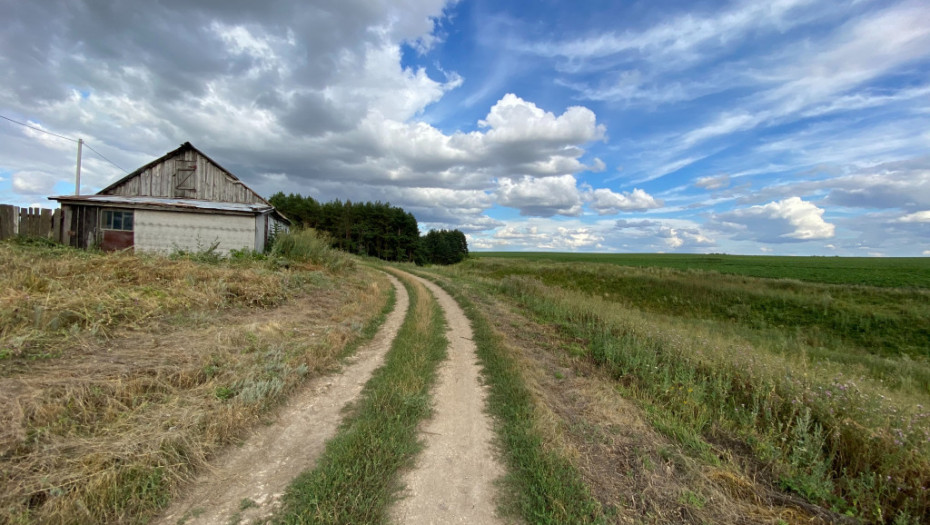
left=102, top=209, right=134, bottom=231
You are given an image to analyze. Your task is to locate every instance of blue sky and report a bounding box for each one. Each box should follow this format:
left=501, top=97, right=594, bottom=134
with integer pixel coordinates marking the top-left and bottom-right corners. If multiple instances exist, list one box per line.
left=1, top=0, right=929, bottom=255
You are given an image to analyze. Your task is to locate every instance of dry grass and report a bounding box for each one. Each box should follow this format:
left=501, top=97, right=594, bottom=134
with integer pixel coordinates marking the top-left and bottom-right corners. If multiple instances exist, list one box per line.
left=0, top=242, right=389, bottom=524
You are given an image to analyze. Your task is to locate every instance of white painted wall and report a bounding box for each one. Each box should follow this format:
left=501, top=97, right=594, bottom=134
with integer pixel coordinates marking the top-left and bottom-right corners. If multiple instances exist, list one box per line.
left=254, top=213, right=267, bottom=253
left=135, top=209, right=255, bottom=254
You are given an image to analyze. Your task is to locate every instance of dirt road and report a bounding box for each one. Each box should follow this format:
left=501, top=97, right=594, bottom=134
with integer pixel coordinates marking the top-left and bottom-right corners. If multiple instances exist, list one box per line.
left=390, top=272, right=504, bottom=525
left=155, top=273, right=408, bottom=525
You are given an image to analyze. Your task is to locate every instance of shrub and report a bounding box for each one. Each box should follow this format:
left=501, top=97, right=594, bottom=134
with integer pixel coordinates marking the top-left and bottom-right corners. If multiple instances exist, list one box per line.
left=271, top=228, right=355, bottom=273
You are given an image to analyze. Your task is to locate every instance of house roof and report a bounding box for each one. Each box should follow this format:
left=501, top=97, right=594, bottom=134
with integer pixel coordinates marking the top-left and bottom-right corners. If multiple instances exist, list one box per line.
left=97, top=142, right=273, bottom=206
left=49, top=142, right=291, bottom=224
left=49, top=194, right=289, bottom=222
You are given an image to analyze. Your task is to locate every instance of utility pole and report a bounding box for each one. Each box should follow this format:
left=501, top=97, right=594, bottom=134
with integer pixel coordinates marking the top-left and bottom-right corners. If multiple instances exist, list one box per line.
left=75, top=138, right=83, bottom=195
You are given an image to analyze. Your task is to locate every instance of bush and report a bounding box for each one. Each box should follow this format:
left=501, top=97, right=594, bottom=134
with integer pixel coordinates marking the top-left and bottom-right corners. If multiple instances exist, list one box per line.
left=271, top=228, right=355, bottom=273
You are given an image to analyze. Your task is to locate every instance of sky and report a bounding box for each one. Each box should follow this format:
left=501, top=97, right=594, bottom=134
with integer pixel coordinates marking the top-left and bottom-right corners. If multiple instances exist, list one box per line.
left=1, top=0, right=929, bottom=256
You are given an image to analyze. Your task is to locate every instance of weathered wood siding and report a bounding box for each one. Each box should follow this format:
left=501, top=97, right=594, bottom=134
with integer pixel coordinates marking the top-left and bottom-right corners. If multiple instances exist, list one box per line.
left=67, top=205, right=100, bottom=249
left=103, top=150, right=263, bottom=204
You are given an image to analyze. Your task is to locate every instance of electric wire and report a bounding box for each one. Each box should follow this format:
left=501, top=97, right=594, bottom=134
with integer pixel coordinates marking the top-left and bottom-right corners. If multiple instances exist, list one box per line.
left=0, top=114, right=78, bottom=143
left=1, top=114, right=129, bottom=173
left=83, top=142, right=127, bottom=173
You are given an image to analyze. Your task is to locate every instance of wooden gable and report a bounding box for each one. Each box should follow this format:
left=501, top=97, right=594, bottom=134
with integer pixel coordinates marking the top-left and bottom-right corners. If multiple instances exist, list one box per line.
left=99, top=142, right=267, bottom=205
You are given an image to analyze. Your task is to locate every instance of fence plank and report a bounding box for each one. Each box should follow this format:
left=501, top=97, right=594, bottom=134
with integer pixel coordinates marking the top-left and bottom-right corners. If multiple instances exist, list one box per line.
left=53, top=209, right=62, bottom=242
left=0, top=205, right=58, bottom=240
left=0, top=205, right=17, bottom=240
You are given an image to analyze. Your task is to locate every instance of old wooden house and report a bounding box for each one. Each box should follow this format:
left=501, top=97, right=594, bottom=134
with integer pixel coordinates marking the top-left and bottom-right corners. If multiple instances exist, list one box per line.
left=50, top=142, right=289, bottom=253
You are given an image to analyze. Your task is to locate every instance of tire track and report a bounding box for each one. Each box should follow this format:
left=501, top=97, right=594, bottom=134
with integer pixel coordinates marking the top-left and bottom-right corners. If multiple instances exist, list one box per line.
left=155, top=273, right=408, bottom=525
left=390, top=271, right=504, bottom=525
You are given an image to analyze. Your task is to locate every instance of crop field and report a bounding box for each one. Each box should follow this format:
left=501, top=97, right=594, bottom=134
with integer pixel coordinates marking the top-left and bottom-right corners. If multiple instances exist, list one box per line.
left=475, top=252, right=930, bottom=288
left=423, top=254, right=930, bottom=523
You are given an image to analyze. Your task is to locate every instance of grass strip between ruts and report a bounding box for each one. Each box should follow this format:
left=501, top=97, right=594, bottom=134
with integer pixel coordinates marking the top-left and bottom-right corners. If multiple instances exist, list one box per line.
left=272, top=270, right=447, bottom=524
left=411, top=269, right=605, bottom=524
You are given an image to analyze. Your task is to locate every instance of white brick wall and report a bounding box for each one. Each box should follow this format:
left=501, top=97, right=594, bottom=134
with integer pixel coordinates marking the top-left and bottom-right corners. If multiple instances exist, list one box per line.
left=135, top=210, right=255, bottom=254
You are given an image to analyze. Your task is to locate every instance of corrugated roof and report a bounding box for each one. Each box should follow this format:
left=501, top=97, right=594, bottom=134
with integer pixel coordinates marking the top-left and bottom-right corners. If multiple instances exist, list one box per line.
left=49, top=194, right=274, bottom=214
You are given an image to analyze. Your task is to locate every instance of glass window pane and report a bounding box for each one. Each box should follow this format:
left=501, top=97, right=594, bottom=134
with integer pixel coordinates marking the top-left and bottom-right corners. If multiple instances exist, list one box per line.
left=123, top=212, right=133, bottom=230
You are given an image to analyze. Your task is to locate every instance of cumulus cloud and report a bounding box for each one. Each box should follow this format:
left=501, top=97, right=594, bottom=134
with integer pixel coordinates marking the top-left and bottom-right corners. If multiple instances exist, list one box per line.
left=480, top=93, right=605, bottom=146
left=496, top=175, right=583, bottom=217
left=587, top=187, right=663, bottom=214
left=657, top=226, right=715, bottom=249
left=711, top=196, right=835, bottom=243
left=0, top=0, right=618, bottom=240
left=485, top=222, right=603, bottom=250
left=613, top=218, right=715, bottom=250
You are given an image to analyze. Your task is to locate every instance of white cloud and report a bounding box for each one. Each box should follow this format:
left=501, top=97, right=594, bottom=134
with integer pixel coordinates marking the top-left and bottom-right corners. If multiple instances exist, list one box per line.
left=657, top=226, right=714, bottom=249
left=899, top=211, right=930, bottom=223
left=711, top=196, right=835, bottom=243
left=613, top=218, right=715, bottom=251
left=587, top=187, right=663, bottom=215
left=695, top=173, right=731, bottom=190
left=12, top=171, right=60, bottom=195
left=677, top=3, right=930, bottom=148
left=529, top=0, right=815, bottom=65
left=0, top=0, right=476, bottom=205
left=496, top=175, right=583, bottom=217
left=546, top=227, right=604, bottom=249
left=484, top=221, right=604, bottom=251
left=480, top=93, right=605, bottom=145
left=824, top=157, right=930, bottom=211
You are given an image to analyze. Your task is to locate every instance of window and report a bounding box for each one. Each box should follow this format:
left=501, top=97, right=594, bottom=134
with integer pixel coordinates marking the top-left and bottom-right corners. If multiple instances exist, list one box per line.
left=103, top=210, right=134, bottom=231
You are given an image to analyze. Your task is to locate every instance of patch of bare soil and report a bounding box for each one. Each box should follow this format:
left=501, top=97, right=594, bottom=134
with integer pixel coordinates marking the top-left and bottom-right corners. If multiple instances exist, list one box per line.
left=155, top=273, right=408, bottom=525
left=389, top=272, right=505, bottom=525
left=481, top=295, right=842, bottom=525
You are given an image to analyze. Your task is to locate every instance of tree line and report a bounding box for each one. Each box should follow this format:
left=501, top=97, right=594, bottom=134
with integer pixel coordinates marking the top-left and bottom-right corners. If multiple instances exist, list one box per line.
left=269, top=192, right=468, bottom=265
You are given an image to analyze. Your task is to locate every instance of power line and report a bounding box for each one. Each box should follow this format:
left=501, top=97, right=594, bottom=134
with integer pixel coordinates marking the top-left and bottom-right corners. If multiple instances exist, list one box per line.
left=0, top=114, right=78, bottom=143
left=1, top=113, right=128, bottom=173
left=83, top=142, right=127, bottom=173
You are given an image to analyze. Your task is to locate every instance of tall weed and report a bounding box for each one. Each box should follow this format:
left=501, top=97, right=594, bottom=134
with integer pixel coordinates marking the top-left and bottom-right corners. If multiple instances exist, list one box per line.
left=271, top=228, right=355, bottom=273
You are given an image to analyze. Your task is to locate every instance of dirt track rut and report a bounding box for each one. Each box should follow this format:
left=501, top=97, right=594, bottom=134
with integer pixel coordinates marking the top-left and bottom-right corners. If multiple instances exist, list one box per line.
left=390, top=272, right=504, bottom=525
left=155, top=273, right=408, bottom=525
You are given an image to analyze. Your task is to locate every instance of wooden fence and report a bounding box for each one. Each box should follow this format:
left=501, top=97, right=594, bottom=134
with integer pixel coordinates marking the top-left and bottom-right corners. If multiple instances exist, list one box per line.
left=0, top=205, right=62, bottom=241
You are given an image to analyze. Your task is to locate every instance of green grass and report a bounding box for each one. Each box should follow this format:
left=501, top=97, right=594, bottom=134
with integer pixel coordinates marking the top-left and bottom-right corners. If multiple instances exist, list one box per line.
left=460, top=257, right=930, bottom=363
left=272, top=272, right=447, bottom=524
left=475, top=252, right=930, bottom=288
left=496, top=275, right=929, bottom=522
left=432, top=257, right=930, bottom=523
left=411, top=269, right=604, bottom=524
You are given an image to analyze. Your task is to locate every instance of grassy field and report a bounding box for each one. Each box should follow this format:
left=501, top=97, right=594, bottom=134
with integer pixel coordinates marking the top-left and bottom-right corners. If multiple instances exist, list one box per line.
left=475, top=252, right=930, bottom=288
left=0, top=234, right=389, bottom=524
left=424, top=254, right=930, bottom=523
left=5, top=237, right=928, bottom=523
